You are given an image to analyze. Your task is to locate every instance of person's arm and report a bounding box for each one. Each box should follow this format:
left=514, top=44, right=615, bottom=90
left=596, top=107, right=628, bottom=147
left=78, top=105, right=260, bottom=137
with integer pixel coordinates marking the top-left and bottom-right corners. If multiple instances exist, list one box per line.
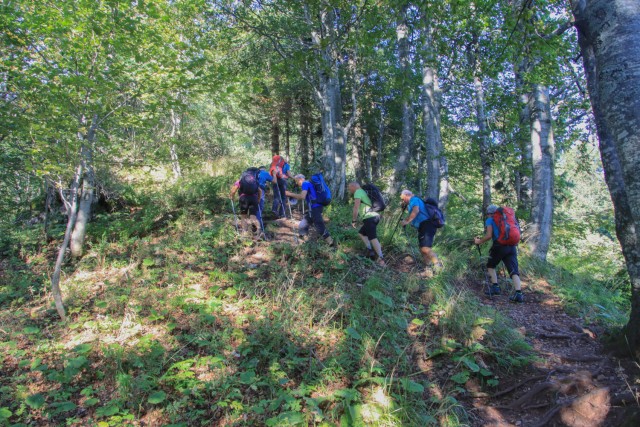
left=401, top=205, right=420, bottom=227
left=474, top=225, right=493, bottom=245
left=352, top=198, right=361, bottom=226
left=285, top=189, right=307, bottom=200
left=229, top=184, right=238, bottom=199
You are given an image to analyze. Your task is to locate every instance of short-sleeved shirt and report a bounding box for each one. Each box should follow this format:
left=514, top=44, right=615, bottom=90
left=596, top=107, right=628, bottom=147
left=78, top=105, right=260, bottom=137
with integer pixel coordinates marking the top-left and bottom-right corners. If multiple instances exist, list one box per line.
left=354, top=188, right=379, bottom=220
left=257, top=170, right=273, bottom=189
left=301, top=181, right=321, bottom=208
left=282, top=163, right=290, bottom=177
left=485, top=217, right=500, bottom=243
left=408, top=196, right=429, bottom=228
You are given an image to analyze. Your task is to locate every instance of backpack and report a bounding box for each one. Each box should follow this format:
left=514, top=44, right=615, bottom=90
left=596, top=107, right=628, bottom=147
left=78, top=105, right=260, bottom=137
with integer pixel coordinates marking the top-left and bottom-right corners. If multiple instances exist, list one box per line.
left=361, top=183, right=386, bottom=212
left=269, top=155, right=285, bottom=179
left=239, top=167, right=260, bottom=196
left=493, top=207, right=520, bottom=245
left=310, top=173, right=331, bottom=206
left=423, top=197, right=445, bottom=228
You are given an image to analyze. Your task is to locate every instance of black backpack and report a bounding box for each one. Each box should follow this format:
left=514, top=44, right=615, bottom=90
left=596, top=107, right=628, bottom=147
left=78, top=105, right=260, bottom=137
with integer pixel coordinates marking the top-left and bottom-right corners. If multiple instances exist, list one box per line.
left=362, top=183, right=386, bottom=212
left=423, top=197, right=445, bottom=228
left=239, top=167, right=260, bottom=196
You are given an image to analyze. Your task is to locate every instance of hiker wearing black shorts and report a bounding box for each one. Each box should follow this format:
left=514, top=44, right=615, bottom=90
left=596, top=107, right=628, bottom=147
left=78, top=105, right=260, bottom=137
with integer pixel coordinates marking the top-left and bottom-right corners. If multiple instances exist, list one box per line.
left=229, top=178, right=262, bottom=237
left=474, top=204, right=524, bottom=302
left=286, top=174, right=334, bottom=246
left=348, top=182, right=385, bottom=266
left=400, top=190, right=442, bottom=277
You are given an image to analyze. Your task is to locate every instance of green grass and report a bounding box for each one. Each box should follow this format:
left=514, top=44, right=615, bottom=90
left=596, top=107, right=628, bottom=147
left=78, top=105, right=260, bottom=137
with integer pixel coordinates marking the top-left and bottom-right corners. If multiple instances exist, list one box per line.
left=1, top=175, right=627, bottom=426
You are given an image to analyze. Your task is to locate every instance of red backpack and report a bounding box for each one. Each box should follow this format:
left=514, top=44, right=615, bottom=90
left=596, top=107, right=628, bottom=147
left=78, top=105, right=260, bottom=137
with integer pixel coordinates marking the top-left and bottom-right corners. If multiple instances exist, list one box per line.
left=493, top=207, right=521, bottom=246
left=269, top=155, right=285, bottom=179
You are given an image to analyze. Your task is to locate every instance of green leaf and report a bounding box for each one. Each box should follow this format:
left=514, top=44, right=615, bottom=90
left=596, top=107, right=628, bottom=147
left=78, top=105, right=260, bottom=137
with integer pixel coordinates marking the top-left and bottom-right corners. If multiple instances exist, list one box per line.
left=411, top=318, right=425, bottom=326
left=368, top=290, right=393, bottom=307
left=239, top=370, right=256, bottom=384
left=142, top=258, right=155, bottom=267
left=95, top=300, right=108, bottom=308
left=25, top=393, right=46, bottom=409
left=345, top=327, right=362, bottom=340
left=85, top=398, right=100, bottom=407
left=22, top=326, right=40, bottom=335
left=450, top=371, right=470, bottom=384
left=73, top=343, right=92, bottom=354
left=96, top=404, right=120, bottom=417
left=461, top=357, right=480, bottom=373
left=223, top=287, right=237, bottom=297
left=0, top=407, right=12, bottom=419
left=148, top=391, right=166, bottom=404
left=402, top=380, right=425, bottom=393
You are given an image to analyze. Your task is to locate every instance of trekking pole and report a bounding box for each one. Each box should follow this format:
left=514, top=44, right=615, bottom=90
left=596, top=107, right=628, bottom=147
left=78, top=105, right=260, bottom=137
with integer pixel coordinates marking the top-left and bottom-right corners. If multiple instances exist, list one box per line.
left=276, top=182, right=288, bottom=219
left=387, top=207, right=406, bottom=246
left=256, top=199, right=268, bottom=242
left=230, top=198, right=240, bottom=236
left=477, top=244, right=492, bottom=300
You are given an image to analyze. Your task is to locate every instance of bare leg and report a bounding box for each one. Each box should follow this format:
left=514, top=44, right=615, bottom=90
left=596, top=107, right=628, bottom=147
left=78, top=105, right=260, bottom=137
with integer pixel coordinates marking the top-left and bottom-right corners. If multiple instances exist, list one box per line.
left=488, top=268, right=498, bottom=283
left=359, top=234, right=372, bottom=250
left=512, top=274, right=522, bottom=291
left=371, top=238, right=385, bottom=265
left=420, top=247, right=439, bottom=266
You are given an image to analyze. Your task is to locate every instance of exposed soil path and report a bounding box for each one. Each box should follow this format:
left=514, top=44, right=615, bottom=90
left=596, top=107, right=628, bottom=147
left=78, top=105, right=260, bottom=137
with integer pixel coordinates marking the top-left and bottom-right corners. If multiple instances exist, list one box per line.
left=228, top=214, right=640, bottom=426
left=465, top=275, right=640, bottom=426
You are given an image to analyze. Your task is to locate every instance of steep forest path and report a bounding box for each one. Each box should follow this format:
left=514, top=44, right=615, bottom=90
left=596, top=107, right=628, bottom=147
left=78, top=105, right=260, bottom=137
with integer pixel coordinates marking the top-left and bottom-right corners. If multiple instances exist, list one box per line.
left=227, top=210, right=639, bottom=426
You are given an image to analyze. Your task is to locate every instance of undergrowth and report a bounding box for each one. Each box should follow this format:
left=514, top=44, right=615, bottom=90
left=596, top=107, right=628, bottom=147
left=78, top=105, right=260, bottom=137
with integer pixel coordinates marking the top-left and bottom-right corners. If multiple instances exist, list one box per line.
left=0, top=174, right=626, bottom=426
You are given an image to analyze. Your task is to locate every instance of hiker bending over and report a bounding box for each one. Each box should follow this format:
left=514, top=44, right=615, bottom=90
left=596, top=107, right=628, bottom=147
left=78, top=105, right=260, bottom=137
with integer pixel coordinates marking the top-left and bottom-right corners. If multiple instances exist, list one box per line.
left=400, top=190, right=442, bottom=277
left=286, top=174, right=334, bottom=247
left=270, top=155, right=293, bottom=219
left=474, top=204, right=524, bottom=303
left=256, top=166, right=273, bottom=231
left=229, top=170, right=263, bottom=238
left=348, top=182, right=385, bottom=266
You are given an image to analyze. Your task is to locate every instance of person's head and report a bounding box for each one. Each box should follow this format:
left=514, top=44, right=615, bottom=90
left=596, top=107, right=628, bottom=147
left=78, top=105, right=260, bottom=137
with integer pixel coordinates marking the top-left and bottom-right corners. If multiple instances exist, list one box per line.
left=294, top=174, right=305, bottom=187
left=486, top=204, right=498, bottom=215
left=348, top=182, right=360, bottom=195
left=400, top=189, right=413, bottom=205
left=259, top=165, right=266, bottom=171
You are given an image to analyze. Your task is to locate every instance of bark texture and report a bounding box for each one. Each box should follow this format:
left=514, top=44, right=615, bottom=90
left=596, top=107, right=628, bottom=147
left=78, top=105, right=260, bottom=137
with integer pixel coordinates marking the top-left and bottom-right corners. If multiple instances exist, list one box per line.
left=474, top=76, right=492, bottom=214
left=572, top=0, right=640, bottom=357
left=528, top=84, right=555, bottom=261
left=389, top=6, right=414, bottom=195
left=70, top=114, right=97, bottom=258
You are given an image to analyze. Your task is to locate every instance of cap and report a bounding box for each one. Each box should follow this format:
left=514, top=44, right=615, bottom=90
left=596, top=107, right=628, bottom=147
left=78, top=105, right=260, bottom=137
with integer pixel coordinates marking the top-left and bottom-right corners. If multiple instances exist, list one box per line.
left=486, top=204, right=498, bottom=214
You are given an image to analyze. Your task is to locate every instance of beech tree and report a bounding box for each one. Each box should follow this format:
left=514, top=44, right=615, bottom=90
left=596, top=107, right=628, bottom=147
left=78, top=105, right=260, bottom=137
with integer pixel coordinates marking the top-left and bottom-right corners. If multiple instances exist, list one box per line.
left=571, top=0, right=640, bottom=357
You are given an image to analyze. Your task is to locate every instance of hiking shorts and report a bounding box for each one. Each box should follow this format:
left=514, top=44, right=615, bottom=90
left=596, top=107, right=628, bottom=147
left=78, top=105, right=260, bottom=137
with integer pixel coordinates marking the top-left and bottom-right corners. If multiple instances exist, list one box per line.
left=487, top=244, right=519, bottom=277
left=239, top=194, right=259, bottom=216
left=417, top=220, right=437, bottom=248
left=359, top=216, right=380, bottom=240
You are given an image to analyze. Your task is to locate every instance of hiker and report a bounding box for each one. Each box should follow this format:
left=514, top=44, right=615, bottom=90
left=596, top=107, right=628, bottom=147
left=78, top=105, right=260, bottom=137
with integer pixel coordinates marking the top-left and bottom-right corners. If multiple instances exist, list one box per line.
left=270, top=155, right=293, bottom=219
left=474, top=204, right=524, bottom=302
left=257, top=166, right=273, bottom=231
left=229, top=169, right=262, bottom=238
left=348, top=182, right=385, bottom=266
left=286, top=174, right=334, bottom=246
left=400, top=190, right=442, bottom=277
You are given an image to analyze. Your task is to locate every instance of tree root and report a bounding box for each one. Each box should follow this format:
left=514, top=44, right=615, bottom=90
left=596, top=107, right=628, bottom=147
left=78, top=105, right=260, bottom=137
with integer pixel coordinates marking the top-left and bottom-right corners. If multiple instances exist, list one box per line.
left=491, top=374, right=550, bottom=398
left=495, top=381, right=556, bottom=410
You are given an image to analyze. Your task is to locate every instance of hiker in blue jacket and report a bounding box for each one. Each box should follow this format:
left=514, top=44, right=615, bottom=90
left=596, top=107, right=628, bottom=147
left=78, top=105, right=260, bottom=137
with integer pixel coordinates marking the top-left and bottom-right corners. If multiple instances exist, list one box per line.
left=400, top=190, right=442, bottom=277
left=286, top=174, right=334, bottom=246
left=257, top=166, right=273, bottom=231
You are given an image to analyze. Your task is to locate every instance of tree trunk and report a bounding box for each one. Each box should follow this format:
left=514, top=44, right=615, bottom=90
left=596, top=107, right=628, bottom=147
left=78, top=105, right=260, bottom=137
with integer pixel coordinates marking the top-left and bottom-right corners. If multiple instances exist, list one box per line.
left=284, top=96, right=292, bottom=159
left=423, top=64, right=441, bottom=201
left=389, top=7, right=414, bottom=195
left=70, top=114, right=97, bottom=258
left=474, top=76, right=492, bottom=214
left=572, top=0, right=640, bottom=357
left=51, top=164, right=83, bottom=320
left=528, top=84, right=555, bottom=260
left=299, top=96, right=310, bottom=175
left=271, top=109, right=280, bottom=155
left=364, top=130, right=372, bottom=182
left=169, top=108, right=182, bottom=181
left=43, top=180, right=55, bottom=241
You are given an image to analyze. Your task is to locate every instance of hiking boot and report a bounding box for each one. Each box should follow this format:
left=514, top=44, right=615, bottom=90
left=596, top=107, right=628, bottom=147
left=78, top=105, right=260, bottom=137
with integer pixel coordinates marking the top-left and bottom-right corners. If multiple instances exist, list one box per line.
left=484, top=284, right=501, bottom=296
left=509, top=291, right=524, bottom=303
left=432, top=261, right=444, bottom=274
left=325, top=236, right=335, bottom=247
left=367, top=249, right=376, bottom=259
left=375, top=258, right=386, bottom=267
left=418, top=269, right=434, bottom=279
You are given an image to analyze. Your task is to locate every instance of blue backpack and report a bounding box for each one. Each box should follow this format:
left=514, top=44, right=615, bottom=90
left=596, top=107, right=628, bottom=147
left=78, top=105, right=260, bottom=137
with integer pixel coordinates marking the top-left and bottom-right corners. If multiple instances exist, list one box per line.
left=423, top=197, right=445, bottom=228
left=310, top=173, right=332, bottom=206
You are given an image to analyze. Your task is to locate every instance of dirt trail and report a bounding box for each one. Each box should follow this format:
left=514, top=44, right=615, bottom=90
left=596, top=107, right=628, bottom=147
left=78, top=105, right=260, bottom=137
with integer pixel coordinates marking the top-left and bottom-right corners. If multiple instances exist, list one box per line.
left=228, top=214, right=639, bottom=426
left=466, top=277, right=639, bottom=426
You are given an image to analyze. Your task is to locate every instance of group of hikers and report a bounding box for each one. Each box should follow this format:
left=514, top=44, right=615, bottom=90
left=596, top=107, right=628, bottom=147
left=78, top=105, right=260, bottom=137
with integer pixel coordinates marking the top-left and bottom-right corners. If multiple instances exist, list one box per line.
left=230, top=155, right=525, bottom=303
